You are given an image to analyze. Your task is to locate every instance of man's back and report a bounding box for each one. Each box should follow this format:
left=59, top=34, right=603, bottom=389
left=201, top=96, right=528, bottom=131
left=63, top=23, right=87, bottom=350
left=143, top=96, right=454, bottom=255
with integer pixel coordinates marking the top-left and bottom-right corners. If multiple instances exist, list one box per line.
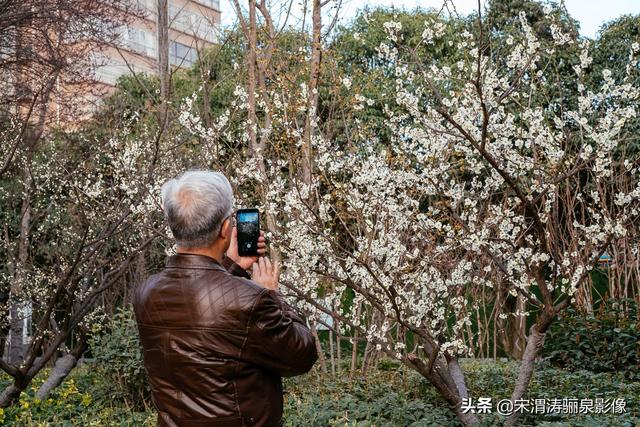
left=133, top=253, right=318, bottom=427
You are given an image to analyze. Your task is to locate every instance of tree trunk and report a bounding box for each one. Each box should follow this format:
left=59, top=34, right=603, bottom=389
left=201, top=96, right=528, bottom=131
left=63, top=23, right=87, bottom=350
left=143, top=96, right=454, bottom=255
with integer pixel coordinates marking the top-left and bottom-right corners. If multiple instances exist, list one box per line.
left=496, top=285, right=526, bottom=360
left=407, top=350, right=480, bottom=426
left=246, top=0, right=257, bottom=153
left=504, top=323, right=547, bottom=427
left=157, top=0, right=170, bottom=140
left=6, top=302, right=27, bottom=365
left=512, top=294, right=527, bottom=359
left=575, top=275, right=593, bottom=314
left=309, top=322, right=326, bottom=373
left=361, top=308, right=382, bottom=376
left=349, top=302, right=361, bottom=377
left=301, top=0, right=322, bottom=184
left=446, top=356, right=470, bottom=400
left=0, top=258, right=11, bottom=360
left=0, top=383, right=23, bottom=408
left=0, top=324, right=9, bottom=359
left=7, top=162, right=33, bottom=366
left=335, top=323, right=341, bottom=371
left=328, top=328, right=335, bottom=377
left=35, top=338, right=88, bottom=400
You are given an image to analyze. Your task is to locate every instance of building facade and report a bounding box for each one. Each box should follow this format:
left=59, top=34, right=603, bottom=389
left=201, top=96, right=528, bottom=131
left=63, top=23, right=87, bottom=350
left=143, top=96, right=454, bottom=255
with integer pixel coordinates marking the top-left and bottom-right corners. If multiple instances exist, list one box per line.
left=94, top=0, right=221, bottom=86
left=1, top=1, right=221, bottom=357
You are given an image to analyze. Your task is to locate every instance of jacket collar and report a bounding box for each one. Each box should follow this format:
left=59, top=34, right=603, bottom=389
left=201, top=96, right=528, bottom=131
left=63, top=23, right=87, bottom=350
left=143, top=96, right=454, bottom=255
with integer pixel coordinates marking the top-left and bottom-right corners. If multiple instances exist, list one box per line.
left=165, top=253, right=226, bottom=271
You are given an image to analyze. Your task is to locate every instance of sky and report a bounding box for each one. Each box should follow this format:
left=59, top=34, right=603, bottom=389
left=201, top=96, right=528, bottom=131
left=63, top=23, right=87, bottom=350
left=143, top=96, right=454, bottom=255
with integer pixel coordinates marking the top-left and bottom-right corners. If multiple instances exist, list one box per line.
left=219, top=0, right=640, bottom=39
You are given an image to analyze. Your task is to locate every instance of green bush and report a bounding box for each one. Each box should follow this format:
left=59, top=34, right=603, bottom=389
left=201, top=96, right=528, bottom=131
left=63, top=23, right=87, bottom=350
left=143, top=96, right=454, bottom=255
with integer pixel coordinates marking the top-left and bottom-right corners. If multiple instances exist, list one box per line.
left=282, top=359, right=639, bottom=426
left=0, top=357, right=637, bottom=426
left=542, top=298, right=640, bottom=380
left=88, top=305, right=151, bottom=409
left=0, top=365, right=155, bottom=426
left=283, top=365, right=458, bottom=426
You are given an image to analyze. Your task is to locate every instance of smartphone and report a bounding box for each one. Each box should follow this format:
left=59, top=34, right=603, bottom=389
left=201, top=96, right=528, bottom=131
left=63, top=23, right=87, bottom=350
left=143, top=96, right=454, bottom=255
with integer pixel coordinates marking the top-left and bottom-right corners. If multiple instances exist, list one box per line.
left=236, top=208, right=260, bottom=257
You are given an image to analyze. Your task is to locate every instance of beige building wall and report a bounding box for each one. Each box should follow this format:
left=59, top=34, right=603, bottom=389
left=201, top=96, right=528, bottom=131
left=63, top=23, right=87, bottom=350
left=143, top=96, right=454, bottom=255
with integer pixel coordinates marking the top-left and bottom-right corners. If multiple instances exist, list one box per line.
left=93, top=0, right=221, bottom=86
left=44, top=0, right=221, bottom=122
left=1, top=1, right=221, bottom=126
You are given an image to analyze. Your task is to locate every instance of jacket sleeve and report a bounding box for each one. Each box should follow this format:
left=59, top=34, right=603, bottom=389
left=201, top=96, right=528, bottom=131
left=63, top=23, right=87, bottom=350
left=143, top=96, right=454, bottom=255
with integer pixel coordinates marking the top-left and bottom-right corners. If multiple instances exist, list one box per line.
left=221, top=255, right=251, bottom=279
left=240, top=289, right=318, bottom=377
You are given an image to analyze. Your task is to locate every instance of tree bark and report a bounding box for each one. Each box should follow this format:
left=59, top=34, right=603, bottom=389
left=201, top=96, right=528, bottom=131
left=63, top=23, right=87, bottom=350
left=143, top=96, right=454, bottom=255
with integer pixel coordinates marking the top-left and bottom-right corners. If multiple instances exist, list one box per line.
left=446, top=355, right=470, bottom=400
left=246, top=0, right=257, bottom=152
left=407, top=351, right=480, bottom=426
left=310, top=321, right=327, bottom=373
left=301, top=0, right=322, bottom=185
left=349, top=301, right=361, bottom=377
left=335, top=318, right=341, bottom=371
left=7, top=162, right=33, bottom=366
left=504, top=323, right=547, bottom=427
left=0, top=384, right=22, bottom=408
left=6, top=303, right=27, bottom=366
left=35, top=338, right=88, bottom=400
left=157, top=0, right=170, bottom=140
left=513, top=294, right=527, bottom=359
left=328, top=328, right=335, bottom=377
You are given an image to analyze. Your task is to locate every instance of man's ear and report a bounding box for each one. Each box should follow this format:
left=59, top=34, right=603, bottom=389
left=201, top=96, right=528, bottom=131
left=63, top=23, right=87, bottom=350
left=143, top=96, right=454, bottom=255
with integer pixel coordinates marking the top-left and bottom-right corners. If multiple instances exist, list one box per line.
left=220, top=217, right=232, bottom=239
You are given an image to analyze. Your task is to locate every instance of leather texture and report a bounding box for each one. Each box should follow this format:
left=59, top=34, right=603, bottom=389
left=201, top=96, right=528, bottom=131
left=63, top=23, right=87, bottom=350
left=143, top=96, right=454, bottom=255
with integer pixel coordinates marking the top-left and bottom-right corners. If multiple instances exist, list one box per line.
left=133, top=253, right=318, bottom=427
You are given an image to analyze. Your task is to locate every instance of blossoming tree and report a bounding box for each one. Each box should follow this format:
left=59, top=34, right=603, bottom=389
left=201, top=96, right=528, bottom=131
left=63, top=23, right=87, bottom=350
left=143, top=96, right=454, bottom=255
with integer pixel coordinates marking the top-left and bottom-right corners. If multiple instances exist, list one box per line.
left=1, top=0, right=635, bottom=422
left=181, top=5, right=639, bottom=425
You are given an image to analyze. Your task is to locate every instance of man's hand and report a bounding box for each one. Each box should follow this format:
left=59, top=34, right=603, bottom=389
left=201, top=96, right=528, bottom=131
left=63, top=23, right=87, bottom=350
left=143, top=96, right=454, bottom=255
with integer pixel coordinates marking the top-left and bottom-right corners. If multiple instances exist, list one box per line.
left=252, top=257, right=280, bottom=291
left=226, top=226, right=267, bottom=270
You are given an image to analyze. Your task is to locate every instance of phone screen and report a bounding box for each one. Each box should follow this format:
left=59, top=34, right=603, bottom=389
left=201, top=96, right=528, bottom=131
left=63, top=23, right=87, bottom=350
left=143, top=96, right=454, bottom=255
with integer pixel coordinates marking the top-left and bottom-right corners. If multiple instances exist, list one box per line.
left=236, top=209, right=259, bottom=256
left=237, top=211, right=259, bottom=224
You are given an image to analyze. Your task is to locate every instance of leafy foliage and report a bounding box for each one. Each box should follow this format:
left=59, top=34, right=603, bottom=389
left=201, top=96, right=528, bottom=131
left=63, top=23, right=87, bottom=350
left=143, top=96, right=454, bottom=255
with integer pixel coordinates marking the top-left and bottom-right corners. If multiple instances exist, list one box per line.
left=87, top=306, right=150, bottom=410
left=542, top=298, right=640, bottom=380
left=0, top=357, right=636, bottom=426
left=1, top=2, right=639, bottom=424
left=0, top=366, right=154, bottom=426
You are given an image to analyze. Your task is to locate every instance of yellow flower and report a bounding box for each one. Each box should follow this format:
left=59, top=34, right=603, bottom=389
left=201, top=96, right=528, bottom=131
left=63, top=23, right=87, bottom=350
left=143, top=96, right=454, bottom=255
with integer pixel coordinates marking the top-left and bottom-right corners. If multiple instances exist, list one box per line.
left=82, top=393, right=92, bottom=407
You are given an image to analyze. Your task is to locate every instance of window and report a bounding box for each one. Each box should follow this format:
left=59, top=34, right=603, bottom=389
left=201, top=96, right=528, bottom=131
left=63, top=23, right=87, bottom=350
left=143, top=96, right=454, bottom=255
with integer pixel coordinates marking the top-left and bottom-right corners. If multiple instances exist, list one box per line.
left=92, top=54, right=129, bottom=85
left=168, top=6, right=217, bottom=43
left=169, top=41, right=196, bottom=67
left=193, top=0, right=220, bottom=10
left=168, top=5, right=190, bottom=33
left=118, top=26, right=157, bottom=57
left=129, top=0, right=154, bottom=15
left=92, top=53, right=151, bottom=85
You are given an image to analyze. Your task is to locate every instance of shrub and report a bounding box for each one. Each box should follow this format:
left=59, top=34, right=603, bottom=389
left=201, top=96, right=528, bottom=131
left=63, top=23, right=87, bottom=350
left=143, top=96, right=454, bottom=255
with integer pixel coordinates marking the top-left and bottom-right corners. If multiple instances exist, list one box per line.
left=542, top=298, right=640, bottom=380
left=87, top=305, right=151, bottom=409
left=0, top=365, right=155, bottom=426
left=283, top=366, right=458, bottom=426
left=282, top=359, right=639, bottom=426
left=0, top=357, right=636, bottom=425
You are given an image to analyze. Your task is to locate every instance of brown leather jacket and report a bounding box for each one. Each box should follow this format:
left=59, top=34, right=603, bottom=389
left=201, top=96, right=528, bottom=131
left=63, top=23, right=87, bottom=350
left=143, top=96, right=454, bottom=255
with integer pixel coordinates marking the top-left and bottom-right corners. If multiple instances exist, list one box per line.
left=132, top=253, right=318, bottom=427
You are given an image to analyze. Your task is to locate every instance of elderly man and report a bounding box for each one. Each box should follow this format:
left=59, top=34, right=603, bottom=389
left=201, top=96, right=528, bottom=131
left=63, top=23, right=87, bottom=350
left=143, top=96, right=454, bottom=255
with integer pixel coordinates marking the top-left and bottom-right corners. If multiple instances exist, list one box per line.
left=133, top=170, right=318, bottom=427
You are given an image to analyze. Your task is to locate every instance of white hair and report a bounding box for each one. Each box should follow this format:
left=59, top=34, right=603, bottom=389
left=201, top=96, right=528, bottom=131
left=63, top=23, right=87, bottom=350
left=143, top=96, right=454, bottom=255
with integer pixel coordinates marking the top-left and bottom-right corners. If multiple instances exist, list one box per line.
left=161, top=170, right=234, bottom=249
